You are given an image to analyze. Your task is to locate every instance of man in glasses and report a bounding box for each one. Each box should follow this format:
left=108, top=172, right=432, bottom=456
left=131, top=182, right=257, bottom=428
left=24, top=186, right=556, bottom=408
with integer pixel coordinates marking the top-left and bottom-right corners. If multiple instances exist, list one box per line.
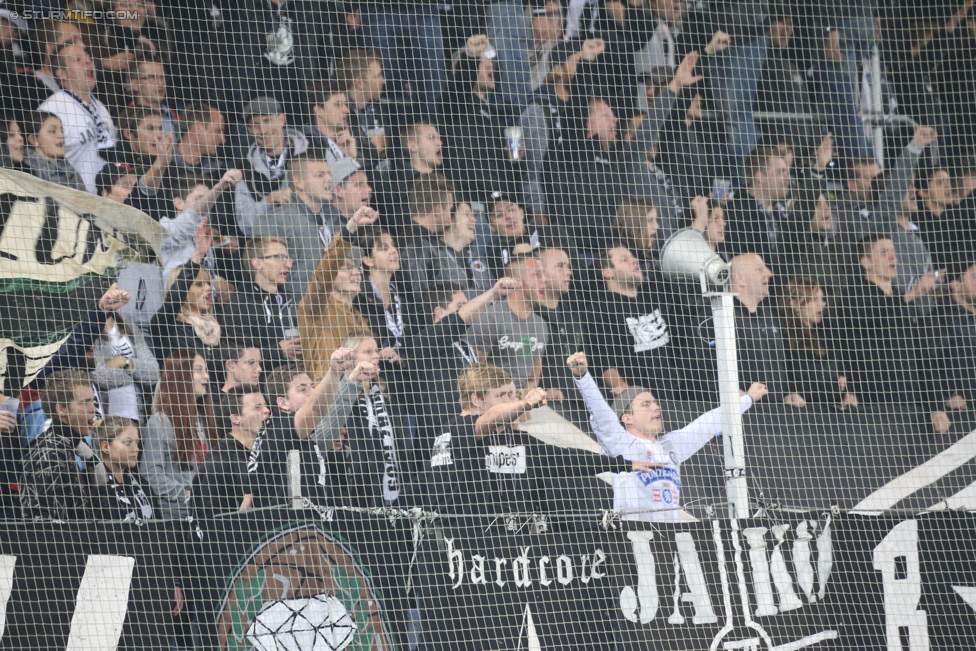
left=224, top=235, right=302, bottom=371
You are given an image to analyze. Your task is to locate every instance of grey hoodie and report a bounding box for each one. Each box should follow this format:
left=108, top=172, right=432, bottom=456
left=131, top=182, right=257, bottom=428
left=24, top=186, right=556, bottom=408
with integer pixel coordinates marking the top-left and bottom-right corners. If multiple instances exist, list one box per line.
left=25, top=146, right=86, bottom=192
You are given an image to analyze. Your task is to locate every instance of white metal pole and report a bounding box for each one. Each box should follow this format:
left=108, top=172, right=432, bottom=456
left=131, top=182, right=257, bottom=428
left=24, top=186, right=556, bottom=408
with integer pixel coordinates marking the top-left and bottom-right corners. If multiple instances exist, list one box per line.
left=287, top=449, right=302, bottom=509
left=871, top=45, right=885, bottom=169
left=710, top=292, right=750, bottom=519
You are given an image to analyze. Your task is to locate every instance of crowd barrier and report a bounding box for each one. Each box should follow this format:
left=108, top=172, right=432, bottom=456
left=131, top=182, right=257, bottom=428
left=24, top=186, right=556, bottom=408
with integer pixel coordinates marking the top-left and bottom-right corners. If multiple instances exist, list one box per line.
left=0, top=507, right=974, bottom=650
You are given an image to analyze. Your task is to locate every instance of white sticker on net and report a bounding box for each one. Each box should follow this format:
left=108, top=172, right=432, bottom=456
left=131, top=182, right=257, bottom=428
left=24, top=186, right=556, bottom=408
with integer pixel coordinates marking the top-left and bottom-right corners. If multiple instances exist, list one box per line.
left=486, top=445, right=527, bottom=475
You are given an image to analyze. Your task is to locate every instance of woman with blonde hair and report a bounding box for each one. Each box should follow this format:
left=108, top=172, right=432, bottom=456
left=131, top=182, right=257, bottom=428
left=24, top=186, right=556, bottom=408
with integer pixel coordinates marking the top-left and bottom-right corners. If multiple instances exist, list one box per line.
left=92, top=416, right=155, bottom=521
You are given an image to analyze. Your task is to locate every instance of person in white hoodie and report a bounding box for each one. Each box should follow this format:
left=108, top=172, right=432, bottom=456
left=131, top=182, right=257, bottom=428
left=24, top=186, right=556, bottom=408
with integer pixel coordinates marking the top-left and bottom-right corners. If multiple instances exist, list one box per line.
left=567, top=352, right=767, bottom=522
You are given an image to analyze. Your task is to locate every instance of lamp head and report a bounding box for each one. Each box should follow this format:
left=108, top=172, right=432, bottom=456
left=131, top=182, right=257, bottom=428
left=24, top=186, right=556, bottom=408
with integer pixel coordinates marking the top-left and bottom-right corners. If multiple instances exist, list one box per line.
left=659, top=227, right=730, bottom=292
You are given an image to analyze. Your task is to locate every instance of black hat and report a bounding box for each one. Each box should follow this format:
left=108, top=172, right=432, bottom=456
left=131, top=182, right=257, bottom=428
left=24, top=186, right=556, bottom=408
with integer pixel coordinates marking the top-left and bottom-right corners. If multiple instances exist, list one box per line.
left=95, top=162, right=136, bottom=196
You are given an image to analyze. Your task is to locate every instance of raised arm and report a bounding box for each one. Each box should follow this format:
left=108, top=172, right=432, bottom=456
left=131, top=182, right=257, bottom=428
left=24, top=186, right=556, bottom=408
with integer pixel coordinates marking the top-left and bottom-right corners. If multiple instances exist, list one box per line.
left=568, top=352, right=640, bottom=458
left=626, top=51, right=702, bottom=160
left=877, top=127, right=936, bottom=227
left=667, top=383, right=765, bottom=463
left=457, top=277, right=518, bottom=325
left=474, top=387, right=547, bottom=439
left=294, top=347, right=357, bottom=439
left=308, top=361, right=377, bottom=445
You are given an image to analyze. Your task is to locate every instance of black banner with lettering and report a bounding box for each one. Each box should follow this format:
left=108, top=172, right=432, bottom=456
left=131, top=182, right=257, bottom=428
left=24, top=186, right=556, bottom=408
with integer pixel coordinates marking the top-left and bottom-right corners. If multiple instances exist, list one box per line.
left=1, top=510, right=976, bottom=650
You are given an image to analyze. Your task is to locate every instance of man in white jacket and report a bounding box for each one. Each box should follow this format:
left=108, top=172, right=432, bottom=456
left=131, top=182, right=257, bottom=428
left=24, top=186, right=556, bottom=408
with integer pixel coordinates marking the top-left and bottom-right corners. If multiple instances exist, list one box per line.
left=567, top=352, right=767, bottom=522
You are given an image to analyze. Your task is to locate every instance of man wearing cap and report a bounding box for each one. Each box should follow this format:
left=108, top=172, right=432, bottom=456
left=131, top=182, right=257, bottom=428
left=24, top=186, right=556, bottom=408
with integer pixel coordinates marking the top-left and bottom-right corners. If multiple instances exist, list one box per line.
left=235, top=96, right=309, bottom=236
left=468, top=243, right=549, bottom=390
left=329, top=157, right=373, bottom=221
left=298, top=205, right=377, bottom=382
left=38, top=43, right=118, bottom=194
left=253, top=153, right=345, bottom=301
left=568, top=351, right=766, bottom=522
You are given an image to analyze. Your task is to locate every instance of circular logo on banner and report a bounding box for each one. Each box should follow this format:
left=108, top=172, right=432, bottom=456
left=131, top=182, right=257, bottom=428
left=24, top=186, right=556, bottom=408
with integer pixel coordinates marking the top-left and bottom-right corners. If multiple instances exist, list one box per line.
left=217, top=525, right=391, bottom=651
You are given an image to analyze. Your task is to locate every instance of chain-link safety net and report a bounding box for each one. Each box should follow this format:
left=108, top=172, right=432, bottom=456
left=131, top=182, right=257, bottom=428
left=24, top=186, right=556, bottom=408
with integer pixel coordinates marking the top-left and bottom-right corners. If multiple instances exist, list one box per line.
left=1, top=0, right=976, bottom=649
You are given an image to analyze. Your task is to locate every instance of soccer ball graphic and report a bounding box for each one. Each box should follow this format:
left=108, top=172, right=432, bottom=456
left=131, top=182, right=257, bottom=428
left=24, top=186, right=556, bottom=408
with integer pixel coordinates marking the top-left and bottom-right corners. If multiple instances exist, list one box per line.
left=246, top=594, right=358, bottom=651
left=218, top=525, right=392, bottom=650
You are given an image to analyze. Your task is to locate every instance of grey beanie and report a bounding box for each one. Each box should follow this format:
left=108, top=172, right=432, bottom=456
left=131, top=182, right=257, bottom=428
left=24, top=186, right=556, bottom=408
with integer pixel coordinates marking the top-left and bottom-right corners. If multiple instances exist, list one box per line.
left=611, top=386, right=649, bottom=420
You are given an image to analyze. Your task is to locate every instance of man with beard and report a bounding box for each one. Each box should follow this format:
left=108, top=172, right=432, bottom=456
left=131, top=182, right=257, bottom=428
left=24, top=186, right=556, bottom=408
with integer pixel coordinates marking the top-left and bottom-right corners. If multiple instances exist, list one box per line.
left=587, top=245, right=675, bottom=400
left=537, top=247, right=589, bottom=426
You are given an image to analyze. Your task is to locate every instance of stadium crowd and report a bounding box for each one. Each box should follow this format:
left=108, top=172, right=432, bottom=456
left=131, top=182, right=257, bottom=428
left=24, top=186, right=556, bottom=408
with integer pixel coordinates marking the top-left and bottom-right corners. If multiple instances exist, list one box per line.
left=1, top=0, right=976, bottom=645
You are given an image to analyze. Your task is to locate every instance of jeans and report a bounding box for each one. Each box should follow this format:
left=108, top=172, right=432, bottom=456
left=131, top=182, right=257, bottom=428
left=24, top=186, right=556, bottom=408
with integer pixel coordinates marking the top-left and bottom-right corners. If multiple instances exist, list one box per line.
left=363, top=5, right=446, bottom=120
left=815, top=17, right=876, bottom=162
left=486, top=1, right=532, bottom=112
left=710, top=35, right=768, bottom=186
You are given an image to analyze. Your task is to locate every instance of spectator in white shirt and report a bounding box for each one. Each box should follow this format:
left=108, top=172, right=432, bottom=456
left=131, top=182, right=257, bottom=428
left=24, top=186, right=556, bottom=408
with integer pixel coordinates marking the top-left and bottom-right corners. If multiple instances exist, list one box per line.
left=568, top=351, right=767, bottom=521
left=38, top=44, right=117, bottom=193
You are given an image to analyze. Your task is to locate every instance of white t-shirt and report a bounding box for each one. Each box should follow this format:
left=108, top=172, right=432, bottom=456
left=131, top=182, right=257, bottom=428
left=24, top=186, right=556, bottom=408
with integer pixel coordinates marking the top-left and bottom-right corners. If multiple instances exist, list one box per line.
left=38, top=90, right=117, bottom=194
left=106, top=323, right=139, bottom=421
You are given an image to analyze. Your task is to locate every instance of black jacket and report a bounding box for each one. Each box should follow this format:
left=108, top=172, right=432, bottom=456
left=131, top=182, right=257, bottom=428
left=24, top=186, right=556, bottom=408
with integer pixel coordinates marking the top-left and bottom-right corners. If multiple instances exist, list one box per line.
left=727, top=168, right=826, bottom=269
left=222, top=282, right=298, bottom=371
left=831, top=275, right=933, bottom=407
left=372, top=161, right=424, bottom=239
left=544, top=86, right=678, bottom=249
left=441, top=81, right=524, bottom=206
left=735, top=302, right=791, bottom=401
left=228, top=0, right=328, bottom=119
left=927, top=296, right=976, bottom=405
left=781, top=339, right=844, bottom=405
left=19, top=422, right=96, bottom=520
left=147, top=261, right=220, bottom=371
